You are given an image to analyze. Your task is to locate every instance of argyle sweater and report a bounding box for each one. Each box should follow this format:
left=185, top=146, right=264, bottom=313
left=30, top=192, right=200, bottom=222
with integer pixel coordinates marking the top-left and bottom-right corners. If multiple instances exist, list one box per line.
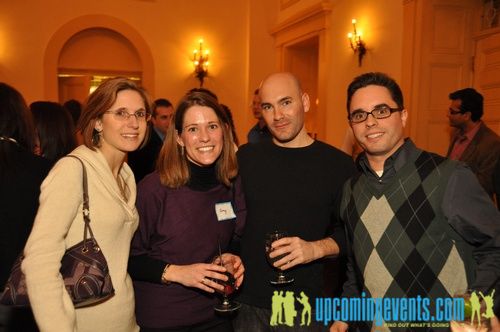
left=341, top=150, right=476, bottom=301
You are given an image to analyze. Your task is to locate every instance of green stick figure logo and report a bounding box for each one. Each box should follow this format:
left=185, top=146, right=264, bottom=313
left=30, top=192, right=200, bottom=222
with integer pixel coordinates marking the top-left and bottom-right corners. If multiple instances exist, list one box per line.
left=468, top=290, right=495, bottom=327
left=270, top=290, right=311, bottom=327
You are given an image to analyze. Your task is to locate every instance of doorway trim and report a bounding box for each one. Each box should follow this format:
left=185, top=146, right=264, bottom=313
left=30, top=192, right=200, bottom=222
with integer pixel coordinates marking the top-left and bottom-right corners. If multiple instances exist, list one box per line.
left=270, top=1, right=332, bottom=140
left=44, top=14, right=154, bottom=101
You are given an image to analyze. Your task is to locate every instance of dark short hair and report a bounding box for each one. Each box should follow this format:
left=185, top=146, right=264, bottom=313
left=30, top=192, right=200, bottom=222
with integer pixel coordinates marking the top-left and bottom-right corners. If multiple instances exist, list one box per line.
left=346, top=72, right=404, bottom=117
left=449, top=88, right=483, bottom=122
left=63, top=99, right=82, bottom=126
left=30, top=101, right=76, bottom=163
left=153, top=98, right=172, bottom=117
left=220, top=103, right=239, bottom=146
left=0, top=82, right=34, bottom=151
left=187, top=88, right=218, bottom=101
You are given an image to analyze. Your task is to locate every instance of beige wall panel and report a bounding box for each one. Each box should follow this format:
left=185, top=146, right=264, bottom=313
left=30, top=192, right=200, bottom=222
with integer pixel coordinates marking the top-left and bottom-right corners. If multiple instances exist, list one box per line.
left=432, top=6, right=467, bottom=53
left=426, top=121, right=451, bottom=155
left=59, top=28, right=141, bottom=73
left=285, top=38, right=319, bottom=138
left=403, top=0, right=476, bottom=153
left=428, top=65, right=464, bottom=109
left=58, top=76, right=91, bottom=104
left=474, top=28, right=500, bottom=134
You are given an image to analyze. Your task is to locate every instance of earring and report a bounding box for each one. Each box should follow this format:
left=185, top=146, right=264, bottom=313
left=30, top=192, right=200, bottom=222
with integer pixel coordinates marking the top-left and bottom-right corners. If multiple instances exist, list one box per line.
left=181, top=145, right=185, bottom=156
left=92, top=128, right=103, bottom=146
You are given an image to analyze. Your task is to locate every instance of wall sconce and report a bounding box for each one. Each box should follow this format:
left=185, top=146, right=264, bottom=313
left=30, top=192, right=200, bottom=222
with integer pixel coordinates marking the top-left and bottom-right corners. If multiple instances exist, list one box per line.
left=192, top=39, right=210, bottom=87
left=348, top=19, right=366, bottom=67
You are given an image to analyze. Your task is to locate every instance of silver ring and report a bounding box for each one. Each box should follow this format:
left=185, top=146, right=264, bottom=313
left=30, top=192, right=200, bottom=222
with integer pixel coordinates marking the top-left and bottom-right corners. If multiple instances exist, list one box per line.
left=201, top=278, right=207, bottom=284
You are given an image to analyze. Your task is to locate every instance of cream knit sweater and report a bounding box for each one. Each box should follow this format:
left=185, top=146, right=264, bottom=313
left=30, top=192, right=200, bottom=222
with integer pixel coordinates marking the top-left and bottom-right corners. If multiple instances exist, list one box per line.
left=22, top=145, right=139, bottom=332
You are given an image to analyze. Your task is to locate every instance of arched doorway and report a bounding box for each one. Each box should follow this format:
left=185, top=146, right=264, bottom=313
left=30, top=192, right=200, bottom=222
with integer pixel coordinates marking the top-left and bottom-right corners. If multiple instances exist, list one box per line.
left=58, top=27, right=142, bottom=104
left=43, top=14, right=154, bottom=102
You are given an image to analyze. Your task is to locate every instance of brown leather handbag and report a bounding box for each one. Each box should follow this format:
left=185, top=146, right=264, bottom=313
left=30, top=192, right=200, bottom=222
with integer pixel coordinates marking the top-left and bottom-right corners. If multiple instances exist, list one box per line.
left=0, top=156, right=114, bottom=308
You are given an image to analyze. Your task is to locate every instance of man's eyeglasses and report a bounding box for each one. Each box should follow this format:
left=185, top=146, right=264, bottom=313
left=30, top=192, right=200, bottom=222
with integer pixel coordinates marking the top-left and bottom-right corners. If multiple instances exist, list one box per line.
left=105, top=110, right=151, bottom=122
left=448, top=108, right=465, bottom=115
left=348, top=105, right=402, bottom=123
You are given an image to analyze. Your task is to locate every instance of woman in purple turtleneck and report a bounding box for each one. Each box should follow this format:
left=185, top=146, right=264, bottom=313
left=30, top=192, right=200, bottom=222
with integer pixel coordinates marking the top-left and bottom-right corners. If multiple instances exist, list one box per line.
left=129, top=91, right=246, bottom=332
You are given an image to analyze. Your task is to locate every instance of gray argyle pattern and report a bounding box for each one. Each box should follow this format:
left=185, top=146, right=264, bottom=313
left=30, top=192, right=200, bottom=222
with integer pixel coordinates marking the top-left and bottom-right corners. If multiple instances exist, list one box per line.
left=342, top=151, right=474, bottom=301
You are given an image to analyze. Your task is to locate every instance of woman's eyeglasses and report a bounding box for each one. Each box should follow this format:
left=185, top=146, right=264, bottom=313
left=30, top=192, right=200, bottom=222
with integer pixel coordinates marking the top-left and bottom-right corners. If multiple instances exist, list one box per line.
left=105, top=110, right=151, bottom=122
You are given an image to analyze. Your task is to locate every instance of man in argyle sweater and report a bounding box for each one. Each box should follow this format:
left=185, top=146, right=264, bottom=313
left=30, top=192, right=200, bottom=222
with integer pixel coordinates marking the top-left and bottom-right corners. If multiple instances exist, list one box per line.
left=331, top=72, right=500, bottom=332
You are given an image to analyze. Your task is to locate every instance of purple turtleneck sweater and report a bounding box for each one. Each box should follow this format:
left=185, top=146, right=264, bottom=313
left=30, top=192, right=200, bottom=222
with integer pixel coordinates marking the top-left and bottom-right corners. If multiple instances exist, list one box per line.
left=129, top=162, right=246, bottom=329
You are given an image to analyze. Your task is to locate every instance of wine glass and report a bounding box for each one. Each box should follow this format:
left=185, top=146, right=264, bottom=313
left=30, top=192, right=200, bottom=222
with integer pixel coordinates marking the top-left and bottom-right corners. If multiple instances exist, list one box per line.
left=212, top=255, right=241, bottom=313
left=265, top=230, right=294, bottom=285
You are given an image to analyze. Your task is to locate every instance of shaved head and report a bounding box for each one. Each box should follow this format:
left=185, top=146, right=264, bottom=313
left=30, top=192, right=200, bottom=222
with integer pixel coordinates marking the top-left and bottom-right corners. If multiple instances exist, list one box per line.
left=257, top=72, right=312, bottom=148
left=259, top=72, right=302, bottom=96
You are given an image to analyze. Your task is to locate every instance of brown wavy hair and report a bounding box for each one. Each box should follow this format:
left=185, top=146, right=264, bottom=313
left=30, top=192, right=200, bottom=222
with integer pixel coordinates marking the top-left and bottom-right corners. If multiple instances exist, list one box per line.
left=78, top=77, right=152, bottom=150
left=157, top=91, right=237, bottom=188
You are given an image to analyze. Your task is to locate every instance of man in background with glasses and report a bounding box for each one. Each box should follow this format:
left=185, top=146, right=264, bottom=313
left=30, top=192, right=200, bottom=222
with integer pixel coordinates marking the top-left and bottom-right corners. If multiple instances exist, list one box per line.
left=446, top=88, right=500, bottom=199
left=330, top=72, right=500, bottom=331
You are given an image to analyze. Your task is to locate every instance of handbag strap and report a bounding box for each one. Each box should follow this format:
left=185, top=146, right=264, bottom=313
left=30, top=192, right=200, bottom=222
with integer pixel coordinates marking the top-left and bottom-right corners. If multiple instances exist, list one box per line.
left=67, top=155, right=96, bottom=249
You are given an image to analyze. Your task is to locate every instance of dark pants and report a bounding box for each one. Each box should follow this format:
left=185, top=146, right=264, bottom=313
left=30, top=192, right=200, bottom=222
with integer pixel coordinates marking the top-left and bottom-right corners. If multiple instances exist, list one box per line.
left=140, top=317, right=233, bottom=332
left=232, top=303, right=328, bottom=332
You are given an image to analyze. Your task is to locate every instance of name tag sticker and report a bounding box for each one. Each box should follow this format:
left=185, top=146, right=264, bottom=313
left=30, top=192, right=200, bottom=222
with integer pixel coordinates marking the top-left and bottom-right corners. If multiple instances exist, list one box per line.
left=215, top=202, right=236, bottom=221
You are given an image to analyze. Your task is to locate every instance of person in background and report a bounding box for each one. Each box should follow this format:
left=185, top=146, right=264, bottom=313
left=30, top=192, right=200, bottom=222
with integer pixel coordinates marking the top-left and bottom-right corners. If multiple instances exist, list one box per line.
left=22, top=77, right=151, bottom=332
left=128, top=98, right=174, bottom=182
left=446, top=88, right=500, bottom=198
left=129, top=91, right=246, bottom=332
left=63, top=99, right=82, bottom=127
left=0, top=82, right=51, bottom=332
left=221, top=103, right=240, bottom=147
left=495, top=159, right=500, bottom=209
left=64, top=99, right=84, bottom=145
left=331, top=72, right=500, bottom=331
left=246, top=88, right=272, bottom=144
left=30, top=101, right=77, bottom=165
left=233, top=72, right=355, bottom=331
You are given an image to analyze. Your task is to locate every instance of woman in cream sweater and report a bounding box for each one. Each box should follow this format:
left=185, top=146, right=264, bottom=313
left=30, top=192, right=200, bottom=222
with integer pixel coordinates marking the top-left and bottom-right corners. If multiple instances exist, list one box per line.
left=22, top=77, right=151, bottom=332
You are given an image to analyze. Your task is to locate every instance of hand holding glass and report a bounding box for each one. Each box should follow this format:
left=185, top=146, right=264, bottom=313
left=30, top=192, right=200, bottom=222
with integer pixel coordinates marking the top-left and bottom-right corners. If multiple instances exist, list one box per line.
left=212, top=254, right=241, bottom=312
left=265, top=230, right=294, bottom=285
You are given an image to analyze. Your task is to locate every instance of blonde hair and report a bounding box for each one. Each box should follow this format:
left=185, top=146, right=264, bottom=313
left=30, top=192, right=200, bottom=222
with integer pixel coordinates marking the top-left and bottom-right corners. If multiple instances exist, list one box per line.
left=157, top=91, right=237, bottom=188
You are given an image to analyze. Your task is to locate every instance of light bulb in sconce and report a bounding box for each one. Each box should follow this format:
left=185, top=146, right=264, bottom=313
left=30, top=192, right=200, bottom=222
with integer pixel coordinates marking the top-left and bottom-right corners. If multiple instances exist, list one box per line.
left=347, top=18, right=367, bottom=67
left=192, top=38, right=210, bottom=87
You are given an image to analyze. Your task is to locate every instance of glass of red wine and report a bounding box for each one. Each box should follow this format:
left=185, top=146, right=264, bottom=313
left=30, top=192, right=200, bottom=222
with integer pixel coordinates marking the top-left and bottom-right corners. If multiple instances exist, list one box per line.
left=265, top=230, right=294, bottom=285
left=212, top=254, right=241, bottom=313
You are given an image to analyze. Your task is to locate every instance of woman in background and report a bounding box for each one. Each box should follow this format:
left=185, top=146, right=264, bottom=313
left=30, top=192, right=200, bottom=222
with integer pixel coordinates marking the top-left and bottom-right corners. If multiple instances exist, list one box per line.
left=22, top=77, right=150, bottom=332
left=30, top=101, right=77, bottom=164
left=0, top=82, right=51, bottom=332
left=129, top=91, right=246, bottom=331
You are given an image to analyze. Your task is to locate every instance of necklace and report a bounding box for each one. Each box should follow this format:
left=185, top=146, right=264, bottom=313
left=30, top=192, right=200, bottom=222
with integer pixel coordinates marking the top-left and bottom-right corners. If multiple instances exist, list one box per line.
left=0, top=136, right=18, bottom=145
